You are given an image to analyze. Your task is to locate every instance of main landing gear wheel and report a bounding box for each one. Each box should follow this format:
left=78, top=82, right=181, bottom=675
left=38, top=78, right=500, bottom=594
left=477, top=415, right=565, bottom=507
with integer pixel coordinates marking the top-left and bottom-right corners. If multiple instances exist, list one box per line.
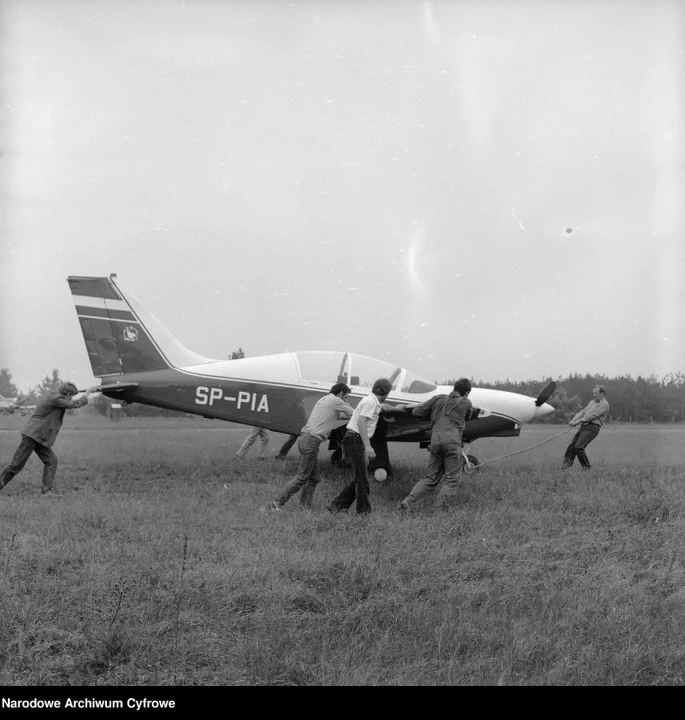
left=462, top=454, right=481, bottom=475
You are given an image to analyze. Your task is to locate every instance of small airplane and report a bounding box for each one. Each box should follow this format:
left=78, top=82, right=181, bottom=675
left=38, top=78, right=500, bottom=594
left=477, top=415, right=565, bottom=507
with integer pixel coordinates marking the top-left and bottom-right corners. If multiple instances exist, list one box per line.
left=0, top=396, right=36, bottom=417
left=0, top=395, right=18, bottom=415
left=67, top=274, right=556, bottom=471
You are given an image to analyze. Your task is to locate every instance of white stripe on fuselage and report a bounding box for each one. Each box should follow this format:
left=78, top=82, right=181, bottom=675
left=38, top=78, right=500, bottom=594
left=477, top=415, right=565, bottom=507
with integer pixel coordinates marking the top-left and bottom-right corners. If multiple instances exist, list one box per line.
left=77, top=314, right=140, bottom=323
left=71, top=296, right=130, bottom=312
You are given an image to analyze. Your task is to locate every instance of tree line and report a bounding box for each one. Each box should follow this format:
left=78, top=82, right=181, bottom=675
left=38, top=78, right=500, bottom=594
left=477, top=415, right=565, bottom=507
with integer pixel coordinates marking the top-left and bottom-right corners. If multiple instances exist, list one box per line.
left=1, top=368, right=67, bottom=407
left=2, top=365, right=684, bottom=424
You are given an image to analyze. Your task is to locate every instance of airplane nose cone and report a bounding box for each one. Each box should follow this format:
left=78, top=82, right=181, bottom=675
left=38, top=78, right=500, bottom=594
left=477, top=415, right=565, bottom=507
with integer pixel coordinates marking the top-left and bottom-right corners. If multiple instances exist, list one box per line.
left=535, top=402, right=555, bottom=418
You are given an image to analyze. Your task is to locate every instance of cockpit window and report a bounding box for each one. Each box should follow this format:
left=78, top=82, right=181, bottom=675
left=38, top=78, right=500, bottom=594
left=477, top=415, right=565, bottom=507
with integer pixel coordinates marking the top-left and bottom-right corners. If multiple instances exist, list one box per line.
left=399, top=371, right=437, bottom=394
left=294, top=351, right=437, bottom=394
left=294, top=351, right=346, bottom=385
left=341, top=354, right=397, bottom=388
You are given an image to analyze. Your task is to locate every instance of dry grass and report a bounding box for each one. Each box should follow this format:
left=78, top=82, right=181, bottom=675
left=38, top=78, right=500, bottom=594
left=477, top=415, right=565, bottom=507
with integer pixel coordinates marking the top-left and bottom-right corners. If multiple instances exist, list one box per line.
left=1, top=415, right=684, bottom=685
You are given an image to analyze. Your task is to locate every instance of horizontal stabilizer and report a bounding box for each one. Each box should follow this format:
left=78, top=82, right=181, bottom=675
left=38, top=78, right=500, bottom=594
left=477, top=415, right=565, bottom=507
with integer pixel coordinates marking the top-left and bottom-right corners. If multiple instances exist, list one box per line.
left=98, top=382, right=139, bottom=393
left=77, top=382, right=138, bottom=393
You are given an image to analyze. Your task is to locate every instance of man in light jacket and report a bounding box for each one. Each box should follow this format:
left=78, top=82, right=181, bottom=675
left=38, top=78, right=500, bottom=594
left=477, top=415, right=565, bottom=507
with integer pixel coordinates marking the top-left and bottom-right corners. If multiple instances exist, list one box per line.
left=269, top=383, right=353, bottom=510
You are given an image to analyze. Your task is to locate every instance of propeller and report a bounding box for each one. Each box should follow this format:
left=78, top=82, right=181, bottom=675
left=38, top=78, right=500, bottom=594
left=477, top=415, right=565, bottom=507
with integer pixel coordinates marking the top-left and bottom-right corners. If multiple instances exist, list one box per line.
left=535, top=381, right=556, bottom=407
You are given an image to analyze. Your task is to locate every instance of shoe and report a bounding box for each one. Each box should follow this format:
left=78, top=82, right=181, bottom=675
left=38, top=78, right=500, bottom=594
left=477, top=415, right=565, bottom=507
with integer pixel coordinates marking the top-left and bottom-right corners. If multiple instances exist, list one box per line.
left=325, top=503, right=337, bottom=514
left=267, top=500, right=282, bottom=511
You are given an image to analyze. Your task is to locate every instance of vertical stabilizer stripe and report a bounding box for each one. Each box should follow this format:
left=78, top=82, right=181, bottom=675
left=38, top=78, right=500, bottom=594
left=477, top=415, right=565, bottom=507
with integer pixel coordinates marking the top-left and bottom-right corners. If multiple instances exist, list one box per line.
left=72, top=297, right=130, bottom=312
left=75, top=305, right=136, bottom=321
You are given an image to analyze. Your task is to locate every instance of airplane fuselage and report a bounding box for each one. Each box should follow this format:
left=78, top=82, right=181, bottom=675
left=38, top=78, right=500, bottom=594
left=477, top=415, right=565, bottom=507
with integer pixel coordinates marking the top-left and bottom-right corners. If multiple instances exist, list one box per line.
left=68, top=274, right=556, bottom=449
left=100, top=363, right=546, bottom=444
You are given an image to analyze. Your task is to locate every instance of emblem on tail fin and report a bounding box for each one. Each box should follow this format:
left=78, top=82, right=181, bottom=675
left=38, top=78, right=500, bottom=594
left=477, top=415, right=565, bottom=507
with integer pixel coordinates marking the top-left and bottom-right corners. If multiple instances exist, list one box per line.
left=122, top=326, right=139, bottom=342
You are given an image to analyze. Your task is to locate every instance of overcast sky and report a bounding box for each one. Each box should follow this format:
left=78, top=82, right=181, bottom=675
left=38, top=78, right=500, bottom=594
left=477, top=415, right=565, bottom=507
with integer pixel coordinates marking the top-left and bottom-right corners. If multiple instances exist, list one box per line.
left=1, top=0, right=683, bottom=394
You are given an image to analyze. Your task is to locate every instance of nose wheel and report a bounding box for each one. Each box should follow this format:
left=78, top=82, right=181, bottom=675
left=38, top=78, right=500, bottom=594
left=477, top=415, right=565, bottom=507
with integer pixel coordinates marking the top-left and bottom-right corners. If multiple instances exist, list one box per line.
left=462, top=444, right=481, bottom=474
left=462, top=454, right=482, bottom=474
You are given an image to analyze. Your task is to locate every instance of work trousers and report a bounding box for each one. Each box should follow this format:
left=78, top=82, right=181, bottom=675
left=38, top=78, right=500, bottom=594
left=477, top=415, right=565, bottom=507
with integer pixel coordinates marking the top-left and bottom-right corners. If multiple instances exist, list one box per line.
left=328, top=431, right=371, bottom=514
left=368, top=419, right=392, bottom=476
left=276, top=434, right=298, bottom=459
left=563, top=424, right=600, bottom=468
left=235, top=427, right=269, bottom=459
left=274, top=434, right=322, bottom=508
left=0, top=435, right=58, bottom=493
left=403, top=435, right=463, bottom=511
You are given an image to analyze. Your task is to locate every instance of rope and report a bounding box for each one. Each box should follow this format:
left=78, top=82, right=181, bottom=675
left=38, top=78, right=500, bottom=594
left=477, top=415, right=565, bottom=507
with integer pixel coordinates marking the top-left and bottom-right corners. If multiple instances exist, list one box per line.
left=467, top=426, right=574, bottom=469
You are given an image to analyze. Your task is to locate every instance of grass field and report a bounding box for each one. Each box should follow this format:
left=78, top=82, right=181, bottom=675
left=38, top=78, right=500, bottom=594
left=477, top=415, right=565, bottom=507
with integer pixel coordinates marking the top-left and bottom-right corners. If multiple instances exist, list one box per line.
left=1, top=415, right=684, bottom=685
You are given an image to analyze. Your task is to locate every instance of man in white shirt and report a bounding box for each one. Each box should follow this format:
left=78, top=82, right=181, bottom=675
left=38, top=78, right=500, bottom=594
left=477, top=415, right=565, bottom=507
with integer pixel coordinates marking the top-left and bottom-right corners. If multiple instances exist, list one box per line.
left=269, top=383, right=352, bottom=510
left=327, top=378, right=405, bottom=514
left=562, top=384, right=610, bottom=469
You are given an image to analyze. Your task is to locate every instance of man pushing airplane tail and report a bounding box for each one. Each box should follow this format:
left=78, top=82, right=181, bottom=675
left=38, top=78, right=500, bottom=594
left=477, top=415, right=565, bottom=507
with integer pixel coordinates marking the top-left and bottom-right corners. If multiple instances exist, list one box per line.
left=0, top=383, right=99, bottom=496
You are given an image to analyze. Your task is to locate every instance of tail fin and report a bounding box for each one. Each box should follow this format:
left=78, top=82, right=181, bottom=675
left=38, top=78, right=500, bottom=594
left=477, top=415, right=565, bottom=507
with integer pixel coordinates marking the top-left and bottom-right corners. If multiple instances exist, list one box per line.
left=68, top=274, right=213, bottom=377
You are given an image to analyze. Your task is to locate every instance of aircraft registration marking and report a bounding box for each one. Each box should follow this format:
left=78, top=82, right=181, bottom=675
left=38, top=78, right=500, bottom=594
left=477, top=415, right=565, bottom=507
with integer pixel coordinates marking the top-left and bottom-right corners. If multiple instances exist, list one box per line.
left=195, top=387, right=269, bottom=412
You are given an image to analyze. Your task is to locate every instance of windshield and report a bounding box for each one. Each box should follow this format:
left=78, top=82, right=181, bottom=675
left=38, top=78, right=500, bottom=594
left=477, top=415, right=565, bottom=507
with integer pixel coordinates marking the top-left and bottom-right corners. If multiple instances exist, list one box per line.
left=398, top=370, right=438, bottom=394
left=294, top=351, right=437, bottom=394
